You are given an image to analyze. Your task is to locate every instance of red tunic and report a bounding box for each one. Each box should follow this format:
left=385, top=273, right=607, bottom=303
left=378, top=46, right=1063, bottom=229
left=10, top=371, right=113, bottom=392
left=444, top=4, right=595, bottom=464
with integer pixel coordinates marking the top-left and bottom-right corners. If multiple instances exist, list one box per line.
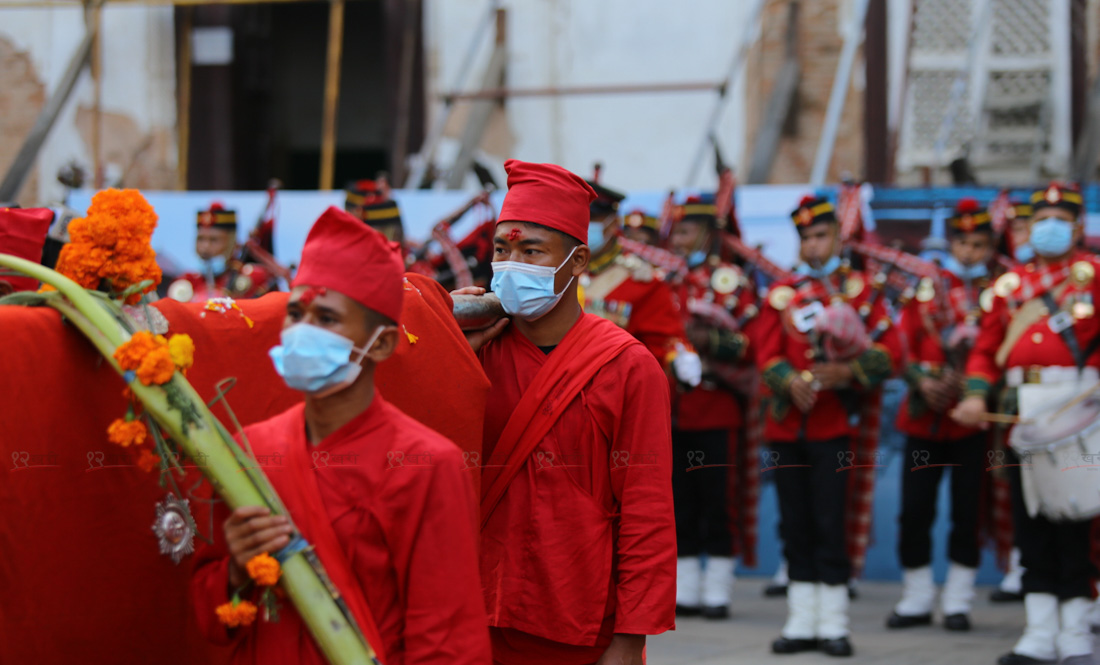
left=756, top=270, right=900, bottom=442
left=673, top=262, right=757, bottom=431
left=477, top=315, right=676, bottom=664
left=895, top=271, right=984, bottom=441
left=966, top=252, right=1100, bottom=385
left=190, top=396, right=492, bottom=665
left=584, top=250, right=688, bottom=368
left=174, top=263, right=275, bottom=302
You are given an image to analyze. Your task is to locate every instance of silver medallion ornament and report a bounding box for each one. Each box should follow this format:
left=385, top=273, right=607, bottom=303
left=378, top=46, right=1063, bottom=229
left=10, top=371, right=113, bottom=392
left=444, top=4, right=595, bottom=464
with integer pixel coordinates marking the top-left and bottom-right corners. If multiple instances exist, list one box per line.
left=152, top=494, right=197, bottom=564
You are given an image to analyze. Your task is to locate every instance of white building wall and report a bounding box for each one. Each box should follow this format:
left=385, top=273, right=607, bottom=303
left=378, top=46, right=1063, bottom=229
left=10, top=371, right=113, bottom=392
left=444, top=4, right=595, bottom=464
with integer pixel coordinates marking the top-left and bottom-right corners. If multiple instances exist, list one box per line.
left=0, top=3, right=177, bottom=205
left=425, top=0, right=752, bottom=192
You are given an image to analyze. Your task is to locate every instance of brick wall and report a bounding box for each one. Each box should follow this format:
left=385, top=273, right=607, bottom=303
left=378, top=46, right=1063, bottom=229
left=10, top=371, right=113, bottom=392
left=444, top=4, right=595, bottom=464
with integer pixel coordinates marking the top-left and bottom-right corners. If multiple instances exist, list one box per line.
left=0, top=36, right=44, bottom=205
left=743, top=0, right=866, bottom=184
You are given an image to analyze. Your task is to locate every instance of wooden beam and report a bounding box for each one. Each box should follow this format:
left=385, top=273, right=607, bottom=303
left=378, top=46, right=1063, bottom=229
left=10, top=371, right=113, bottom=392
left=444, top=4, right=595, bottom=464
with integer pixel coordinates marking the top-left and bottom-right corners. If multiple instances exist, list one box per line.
left=440, top=80, right=722, bottom=102
left=176, top=5, right=193, bottom=190
left=390, top=0, right=419, bottom=187
left=444, top=7, right=506, bottom=190
left=747, top=1, right=800, bottom=185
left=0, top=26, right=95, bottom=202
left=319, top=0, right=344, bottom=191
left=863, top=0, right=889, bottom=183
left=88, top=0, right=104, bottom=189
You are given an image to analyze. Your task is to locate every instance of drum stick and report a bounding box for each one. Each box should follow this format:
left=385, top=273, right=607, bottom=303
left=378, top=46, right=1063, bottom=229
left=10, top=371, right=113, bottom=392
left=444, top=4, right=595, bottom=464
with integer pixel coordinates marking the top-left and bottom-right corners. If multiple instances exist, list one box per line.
left=978, top=412, right=1031, bottom=425
left=1049, top=381, right=1100, bottom=421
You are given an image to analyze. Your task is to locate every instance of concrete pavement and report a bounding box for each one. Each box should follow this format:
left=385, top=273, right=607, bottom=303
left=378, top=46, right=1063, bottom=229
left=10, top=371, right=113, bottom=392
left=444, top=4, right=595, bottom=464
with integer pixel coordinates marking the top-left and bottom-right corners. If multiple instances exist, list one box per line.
left=648, top=579, right=1099, bottom=664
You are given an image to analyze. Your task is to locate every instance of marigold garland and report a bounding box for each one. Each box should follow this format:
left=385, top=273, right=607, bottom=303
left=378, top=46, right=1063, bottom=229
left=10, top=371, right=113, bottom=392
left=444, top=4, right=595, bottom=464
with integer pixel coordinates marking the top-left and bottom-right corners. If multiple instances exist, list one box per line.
left=136, top=346, right=176, bottom=386
left=246, top=553, right=282, bottom=587
left=107, top=418, right=147, bottom=447
left=113, top=331, right=160, bottom=371
left=136, top=448, right=160, bottom=473
left=53, top=189, right=162, bottom=304
left=168, top=334, right=195, bottom=371
left=215, top=599, right=258, bottom=628
left=108, top=332, right=195, bottom=446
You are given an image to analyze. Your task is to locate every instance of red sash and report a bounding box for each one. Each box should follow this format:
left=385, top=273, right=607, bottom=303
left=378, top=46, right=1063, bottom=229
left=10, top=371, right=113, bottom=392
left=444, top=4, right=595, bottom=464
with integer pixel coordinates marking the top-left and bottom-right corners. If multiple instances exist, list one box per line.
left=285, top=411, right=388, bottom=665
left=480, top=314, right=635, bottom=529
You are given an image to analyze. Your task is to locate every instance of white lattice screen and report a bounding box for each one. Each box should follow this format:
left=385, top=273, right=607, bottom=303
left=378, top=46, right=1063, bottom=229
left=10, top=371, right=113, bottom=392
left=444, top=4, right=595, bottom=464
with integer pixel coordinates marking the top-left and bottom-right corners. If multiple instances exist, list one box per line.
left=896, top=0, right=1071, bottom=183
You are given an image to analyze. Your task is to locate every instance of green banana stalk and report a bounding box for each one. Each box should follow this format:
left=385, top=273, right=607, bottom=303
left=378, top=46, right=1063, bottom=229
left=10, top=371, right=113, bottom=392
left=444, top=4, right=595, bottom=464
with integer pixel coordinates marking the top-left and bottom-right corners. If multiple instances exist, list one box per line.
left=0, top=254, right=377, bottom=665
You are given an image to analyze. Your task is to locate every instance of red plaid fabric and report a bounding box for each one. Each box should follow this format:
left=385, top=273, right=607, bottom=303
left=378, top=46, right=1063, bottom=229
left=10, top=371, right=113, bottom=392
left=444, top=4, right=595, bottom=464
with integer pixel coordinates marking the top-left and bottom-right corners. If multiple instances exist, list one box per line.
left=837, top=184, right=863, bottom=242
left=618, top=236, right=688, bottom=276
left=989, top=189, right=1011, bottom=236
left=847, top=392, right=882, bottom=575
left=431, top=222, right=475, bottom=288
left=735, top=380, right=765, bottom=568
left=723, top=235, right=795, bottom=283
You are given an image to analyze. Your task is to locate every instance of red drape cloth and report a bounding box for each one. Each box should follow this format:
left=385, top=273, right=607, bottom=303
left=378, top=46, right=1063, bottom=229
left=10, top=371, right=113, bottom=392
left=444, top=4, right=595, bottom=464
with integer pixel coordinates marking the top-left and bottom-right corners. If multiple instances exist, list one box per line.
left=0, top=273, right=488, bottom=664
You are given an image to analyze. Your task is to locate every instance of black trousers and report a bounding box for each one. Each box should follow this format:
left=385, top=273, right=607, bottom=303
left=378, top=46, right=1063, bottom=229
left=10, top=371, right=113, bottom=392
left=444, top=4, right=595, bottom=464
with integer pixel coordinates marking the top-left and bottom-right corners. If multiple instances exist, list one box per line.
left=770, top=437, right=851, bottom=585
left=897, top=434, right=986, bottom=569
left=672, top=428, right=733, bottom=557
left=1007, top=454, right=1097, bottom=600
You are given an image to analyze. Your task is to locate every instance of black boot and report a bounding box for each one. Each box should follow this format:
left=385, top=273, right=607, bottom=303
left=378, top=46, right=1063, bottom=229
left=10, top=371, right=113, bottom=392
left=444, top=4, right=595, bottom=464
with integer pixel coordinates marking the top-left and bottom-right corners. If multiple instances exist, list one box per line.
left=701, top=605, right=729, bottom=619
left=995, top=652, right=1056, bottom=665
left=990, top=589, right=1024, bottom=603
left=763, top=583, right=788, bottom=598
left=885, top=611, right=932, bottom=629
left=943, top=613, right=971, bottom=631
left=819, top=636, right=853, bottom=657
left=770, top=636, right=818, bottom=654
left=675, top=604, right=701, bottom=617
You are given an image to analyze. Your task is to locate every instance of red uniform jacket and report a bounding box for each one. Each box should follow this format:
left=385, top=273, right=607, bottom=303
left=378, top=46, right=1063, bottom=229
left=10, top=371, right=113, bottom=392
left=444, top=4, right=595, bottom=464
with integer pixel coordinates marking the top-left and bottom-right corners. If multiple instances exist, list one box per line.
left=190, top=397, right=492, bottom=665
left=478, top=315, right=676, bottom=664
left=674, top=262, right=757, bottom=431
left=175, top=262, right=274, bottom=302
left=584, top=248, right=687, bottom=368
left=966, top=252, right=1100, bottom=393
left=756, top=269, right=900, bottom=442
left=896, top=270, right=985, bottom=441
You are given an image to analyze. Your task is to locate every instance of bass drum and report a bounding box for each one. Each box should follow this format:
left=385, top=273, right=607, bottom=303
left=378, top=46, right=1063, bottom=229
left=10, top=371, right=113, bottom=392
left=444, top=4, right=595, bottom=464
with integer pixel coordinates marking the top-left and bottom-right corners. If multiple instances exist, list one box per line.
left=1009, top=380, right=1100, bottom=522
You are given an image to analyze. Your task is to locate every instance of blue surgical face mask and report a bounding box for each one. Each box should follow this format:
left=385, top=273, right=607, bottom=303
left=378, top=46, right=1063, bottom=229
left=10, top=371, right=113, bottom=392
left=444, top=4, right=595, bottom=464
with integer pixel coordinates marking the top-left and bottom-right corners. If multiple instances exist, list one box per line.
left=269, top=323, right=382, bottom=397
left=490, top=246, right=578, bottom=321
left=687, top=250, right=708, bottom=269
left=941, top=255, right=988, bottom=281
left=795, top=255, right=841, bottom=279
left=1029, top=218, right=1074, bottom=258
left=1014, top=243, right=1035, bottom=263
left=202, top=255, right=227, bottom=277
left=588, top=222, right=605, bottom=250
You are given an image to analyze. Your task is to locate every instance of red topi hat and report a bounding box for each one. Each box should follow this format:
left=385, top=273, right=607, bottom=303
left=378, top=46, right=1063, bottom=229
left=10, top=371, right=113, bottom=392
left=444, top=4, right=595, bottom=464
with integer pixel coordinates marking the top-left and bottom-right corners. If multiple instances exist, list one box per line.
left=293, top=206, right=404, bottom=323
left=0, top=207, right=53, bottom=292
left=497, top=159, right=596, bottom=244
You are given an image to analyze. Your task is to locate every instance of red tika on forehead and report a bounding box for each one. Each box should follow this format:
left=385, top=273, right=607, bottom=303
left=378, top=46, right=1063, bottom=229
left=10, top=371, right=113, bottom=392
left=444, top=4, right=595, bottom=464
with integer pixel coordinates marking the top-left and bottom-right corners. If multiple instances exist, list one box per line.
left=298, top=286, right=327, bottom=306
left=507, top=228, right=522, bottom=241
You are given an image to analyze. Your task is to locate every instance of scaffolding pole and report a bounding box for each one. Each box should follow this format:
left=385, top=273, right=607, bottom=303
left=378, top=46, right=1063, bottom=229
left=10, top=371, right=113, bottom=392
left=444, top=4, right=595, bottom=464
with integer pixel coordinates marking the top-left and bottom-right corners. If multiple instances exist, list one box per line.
left=319, top=0, right=345, bottom=190
left=809, top=0, right=871, bottom=186
left=683, top=0, right=767, bottom=188
left=0, top=26, right=95, bottom=202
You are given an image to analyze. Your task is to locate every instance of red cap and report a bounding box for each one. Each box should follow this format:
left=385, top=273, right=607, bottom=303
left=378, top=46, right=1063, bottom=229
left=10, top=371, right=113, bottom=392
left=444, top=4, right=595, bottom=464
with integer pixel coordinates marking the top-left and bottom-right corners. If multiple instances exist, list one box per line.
left=497, top=159, right=596, bottom=244
left=0, top=207, right=53, bottom=292
left=293, top=206, right=404, bottom=323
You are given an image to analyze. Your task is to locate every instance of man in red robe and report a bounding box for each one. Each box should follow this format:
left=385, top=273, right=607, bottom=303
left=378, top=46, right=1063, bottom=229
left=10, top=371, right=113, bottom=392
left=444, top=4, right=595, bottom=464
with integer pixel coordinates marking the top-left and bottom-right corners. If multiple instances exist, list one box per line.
left=190, top=206, right=491, bottom=665
left=465, top=160, right=676, bottom=665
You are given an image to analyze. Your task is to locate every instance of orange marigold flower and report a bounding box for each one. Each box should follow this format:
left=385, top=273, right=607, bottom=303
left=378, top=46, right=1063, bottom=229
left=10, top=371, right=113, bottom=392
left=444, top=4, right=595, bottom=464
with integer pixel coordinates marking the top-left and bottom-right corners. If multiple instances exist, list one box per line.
left=168, top=334, right=195, bottom=371
left=246, top=553, right=281, bottom=586
left=107, top=418, right=147, bottom=448
left=136, top=346, right=175, bottom=386
left=136, top=448, right=160, bottom=473
left=215, top=600, right=258, bottom=628
left=113, top=331, right=161, bottom=371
